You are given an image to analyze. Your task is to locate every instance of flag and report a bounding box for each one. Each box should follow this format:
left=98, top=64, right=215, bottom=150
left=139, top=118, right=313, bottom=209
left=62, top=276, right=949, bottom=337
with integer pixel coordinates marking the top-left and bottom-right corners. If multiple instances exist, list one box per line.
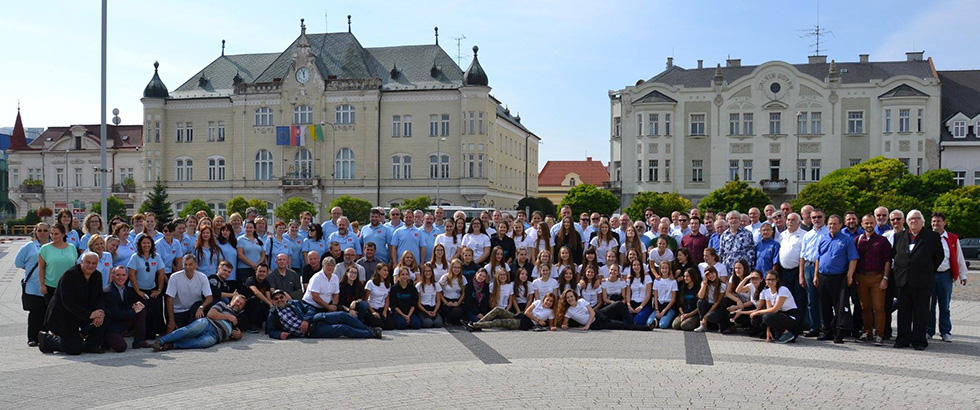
left=275, top=126, right=290, bottom=146
left=290, top=125, right=304, bottom=146
left=307, top=124, right=318, bottom=142
left=314, top=124, right=324, bottom=142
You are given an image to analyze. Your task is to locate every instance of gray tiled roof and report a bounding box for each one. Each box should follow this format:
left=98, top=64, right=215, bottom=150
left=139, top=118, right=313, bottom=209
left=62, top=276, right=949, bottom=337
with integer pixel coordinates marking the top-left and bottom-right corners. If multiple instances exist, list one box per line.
left=633, top=90, right=677, bottom=104
left=255, top=32, right=380, bottom=83
left=647, top=60, right=936, bottom=88
left=174, top=53, right=279, bottom=95
left=878, top=84, right=929, bottom=99
left=367, top=44, right=463, bottom=90
left=938, top=70, right=980, bottom=141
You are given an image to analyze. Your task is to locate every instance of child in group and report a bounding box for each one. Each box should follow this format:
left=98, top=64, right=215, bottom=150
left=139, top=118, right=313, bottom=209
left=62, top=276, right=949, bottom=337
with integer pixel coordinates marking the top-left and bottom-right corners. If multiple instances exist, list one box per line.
left=601, top=263, right=628, bottom=304
left=578, top=265, right=604, bottom=308
left=626, top=259, right=654, bottom=326
left=672, top=268, right=703, bottom=331
left=532, top=263, right=560, bottom=301
left=415, top=263, right=443, bottom=328
left=512, top=268, right=532, bottom=312
left=556, top=266, right=579, bottom=294
left=489, top=266, right=517, bottom=314
left=648, top=260, right=678, bottom=329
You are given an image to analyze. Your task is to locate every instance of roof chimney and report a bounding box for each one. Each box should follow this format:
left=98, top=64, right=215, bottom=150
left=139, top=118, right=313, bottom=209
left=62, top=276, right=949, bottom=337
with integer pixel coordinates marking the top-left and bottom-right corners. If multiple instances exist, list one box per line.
left=698, top=59, right=703, bottom=69
left=808, top=55, right=827, bottom=64
left=726, top=58, right=741, bottom=67
left=666, top=57, right=673, bottom=69
left=906, top=51, right=924, bottom=61
left=587, top=156, right=593, bottom=162
left=859, top=54, right=869, bottom=63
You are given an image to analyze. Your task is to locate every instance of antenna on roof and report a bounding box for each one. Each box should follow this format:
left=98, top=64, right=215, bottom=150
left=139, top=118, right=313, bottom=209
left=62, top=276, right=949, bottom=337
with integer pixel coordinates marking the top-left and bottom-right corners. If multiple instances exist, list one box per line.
left=798, top=0, right=834, bottom=56
left=221, top=39, right=225, bottom=56
left=434, top=27, right=439, bottom=45
left=450, top=34, right=467, bottom=67
left=321, top=11, right=328, bottom=55
left=347, top=15, right=351, bottom=33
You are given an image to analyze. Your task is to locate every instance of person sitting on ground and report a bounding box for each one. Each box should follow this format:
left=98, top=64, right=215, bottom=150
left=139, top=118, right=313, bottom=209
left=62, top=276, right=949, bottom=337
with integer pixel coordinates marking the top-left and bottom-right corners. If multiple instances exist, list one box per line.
left=38, top=252, right=107, bottom=355
left=267, top=253, right=303, bottom=300
left=153, top=295, right=245, bottom=351
left=555, top=288, right=652, bottom=331
left=103, top=265, right=149, bottom=352
left=672, top=268, right=703, bottom=331
left=267, top=290, right=381, bottom=340
left=363, top=264, right=392, bottom=329
left=165, top=254, right=213, bottom=331
left=750, top=270, right=801, bottom=344
left=466, top=292, right=557, bottom=332
left=416, top=263, right=444, bottom=328
left=463, top=268, right=493, bottom=322
left=300, top=250, right=321, bottom=289
left=439, top=259, right=467, bottom=325
left=388, top=266, right=422, bottom=329
left=240, top=262, right=274, bottom=332
left=208, top=261, right=237, bottom=309
left=694, top=266, right=727, bottom=333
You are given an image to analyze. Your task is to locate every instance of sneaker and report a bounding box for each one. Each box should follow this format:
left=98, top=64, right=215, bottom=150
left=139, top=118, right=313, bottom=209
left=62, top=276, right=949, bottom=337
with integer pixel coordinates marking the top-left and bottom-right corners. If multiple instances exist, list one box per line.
left=151, top=340, right=171, bottom=352
left=693, top=325, right=708, bottom=333
left=803, top=330, right=821, bottom=338
left=132, top=340, right=151, bottom=349
left=833, top=337, right=844, bottom=344
left=817, top=333, right=834, bottom=341
left=775, top=332, right=796, bottom=344
left=532, top=326, right=548, bottom=332
left=941, top=334, right=952, bottom=343
left=720, top=326, right=736, bottom=335
left=874, top=336, right=883, bottom=346
left=37, top=332, right=53, bottom=354
left=372, top=327, right=383, bottom=339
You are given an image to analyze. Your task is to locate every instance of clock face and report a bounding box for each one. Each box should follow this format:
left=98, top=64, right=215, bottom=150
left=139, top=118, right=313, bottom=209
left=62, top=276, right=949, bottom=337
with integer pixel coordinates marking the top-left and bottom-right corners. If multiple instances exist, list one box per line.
left=296, top=67, right=310, bottom=84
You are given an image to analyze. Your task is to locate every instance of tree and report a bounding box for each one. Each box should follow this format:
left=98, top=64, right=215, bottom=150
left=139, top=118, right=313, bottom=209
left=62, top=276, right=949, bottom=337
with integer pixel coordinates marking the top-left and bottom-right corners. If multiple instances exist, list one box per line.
left=932, top=185, right=980, bottom=238
left=226, top=196, right=249, bottom=217
left=138, top=179, right=173, bottom=227
left=516, top=196, right=557, bottom=217
left=90, top=197, right=127, bottom=221
left=330, top=195, right=373, bottom=224
left=178, top=199, right=213, bottom=219
left=247, top=199, right=268, bottom=217
left=559, top=184, right=619, bottom=217
left=275, top=197, right=318, bottom=224
left=401, top=196, right=432, bottom=213
left=698, top=180, right=771, bottom=214
left=623, top=191, right=692, bottom=222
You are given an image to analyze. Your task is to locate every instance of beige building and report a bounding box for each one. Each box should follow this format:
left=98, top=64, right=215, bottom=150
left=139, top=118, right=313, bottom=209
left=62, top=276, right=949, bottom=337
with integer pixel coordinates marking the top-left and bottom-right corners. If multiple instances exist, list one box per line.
left=609, top=52, right=942, bottom=206
left=537, top=157, right=609, bottom=205
left=142, top=21, right=540, bottom=217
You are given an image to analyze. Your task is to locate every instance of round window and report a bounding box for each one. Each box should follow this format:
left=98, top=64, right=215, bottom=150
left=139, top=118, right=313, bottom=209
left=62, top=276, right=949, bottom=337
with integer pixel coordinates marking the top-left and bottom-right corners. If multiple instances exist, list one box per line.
left=770, top=82, right=781, bottom=94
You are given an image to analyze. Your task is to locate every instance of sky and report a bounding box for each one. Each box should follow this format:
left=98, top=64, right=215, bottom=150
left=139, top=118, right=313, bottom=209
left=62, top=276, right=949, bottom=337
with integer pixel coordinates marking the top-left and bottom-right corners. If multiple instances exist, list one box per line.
left=2, top=0, right=979, bottom=169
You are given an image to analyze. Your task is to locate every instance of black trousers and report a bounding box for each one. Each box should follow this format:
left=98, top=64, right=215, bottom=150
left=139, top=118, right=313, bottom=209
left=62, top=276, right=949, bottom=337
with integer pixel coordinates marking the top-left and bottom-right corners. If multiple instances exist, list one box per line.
left=884, top=275, right=897, bottom=339
left=363, top=310, right=392, bottom=330
left=779, top=266, right=807, bottom=333
left=237, top=268, right=255, bottom=293
left=172, top=301, right=204, bottom=328
left=43, top=322, right=106, bottom=355
left=706, top=298, right=736, bottom=330
left=591, top=301, right=650, bottom=331
left=43, top=286, right=57, bottom=306
left=440, top=297, right=465, bottom=325
left=896, top=285, right=931, bottom=348
left=817, top=274, right=846, bottom=336
left=140, top=289, right=166, bottom=338
left=239, top=297, right=270, bottom=331
left=697, top=299, right=727, bottom=330
left=25, top=294, right=47, bottom=343
left=750, top=308, right=800, bottom=335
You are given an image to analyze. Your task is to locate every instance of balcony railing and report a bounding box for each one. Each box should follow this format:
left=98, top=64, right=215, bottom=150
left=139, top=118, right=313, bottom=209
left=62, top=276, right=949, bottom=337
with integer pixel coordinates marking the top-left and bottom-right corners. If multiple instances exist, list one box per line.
left=111, top=184, right=136, bottom=193
left=282, top=172, right=321, bottom=187
left=603, top=181, right=622, bottom=191
left=18, top=184, right=44, bottom=193
left=760, top=179, right=788, bottom=193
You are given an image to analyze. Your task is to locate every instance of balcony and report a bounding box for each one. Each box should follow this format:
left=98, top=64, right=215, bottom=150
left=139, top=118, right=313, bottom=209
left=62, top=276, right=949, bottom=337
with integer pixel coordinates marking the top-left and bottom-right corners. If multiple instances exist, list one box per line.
left=760, top=179, right=788, bottom=193
left=282, top=172, right=321, bottom=187
left=111, top=183, right=136, bottom=193
left=18, top=184, right=44, bottom=193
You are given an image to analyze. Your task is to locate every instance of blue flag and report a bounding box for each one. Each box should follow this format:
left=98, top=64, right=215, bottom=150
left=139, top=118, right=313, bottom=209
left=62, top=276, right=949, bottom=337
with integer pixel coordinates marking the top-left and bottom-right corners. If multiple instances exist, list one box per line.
left=275, top=126, right=290, bottom=146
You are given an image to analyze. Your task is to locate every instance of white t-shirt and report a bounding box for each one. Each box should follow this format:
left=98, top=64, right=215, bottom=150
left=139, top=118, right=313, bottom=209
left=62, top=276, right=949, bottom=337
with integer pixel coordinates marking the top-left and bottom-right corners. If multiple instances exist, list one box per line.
left=528, top=230, right=555, bottom=252
left=532, top=277, right=559, bottom=300
left=513, top=233, right=535, bottom=252
left=416, top=281, right=442, bottom=307
left=699, top=262, right=729, bottom=279
left=763, top=286, right=797, bottom=312
left=514, top=283, right=530, bottom=304
left=629, top=275, right=653, bottom=303
left=462, top=233, right=491, bottom=261
left=590, top=237, right=618, bottom=265
left=565, top=299, right=592, bottom=325
left=431, top=262, right=449, bottom=279
left=653, top=278, right=678, bottom=305
left=598, top=265, right=611, bottom=279
left=579, top=282, right=602, bottom=307
left=393, top=266, right=419, bottom=281
left=303, top=272, right=340, bottom=307
left=490, top=281, right=515, bottom=309
left=435, top=234, right=463, bottom=260
left=531, top=264, right=558, bottom=279
left=648, top=248, right=675, bottom=265
left=439, top=274, right=467, bottom=300
left=705, top=282, right=729, bottom=304
left=529, top=299, right=554, bottom=321
left=601, top=279, right=627, bottom=299
left=165, top=270, right=212, bottom=313
left=363, top=280, right=390, bottom=309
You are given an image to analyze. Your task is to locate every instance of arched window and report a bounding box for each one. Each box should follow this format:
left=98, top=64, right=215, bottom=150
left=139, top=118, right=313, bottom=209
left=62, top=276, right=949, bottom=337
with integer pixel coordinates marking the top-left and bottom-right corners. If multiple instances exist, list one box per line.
left=335, top=148, right=355, bottom=180
left=207, top=156, right=226, bottom=181
left=293, top=105, right=313, bottom=125
left=208, top=201, right=227, bottom=217
left=254, top=150, right=274, bottom=180
left=294, top=148, right=313, bottom=178
left=175, top=157, right=193, bottom=181
left=429, top=154, right=450, bottom=179
left=392, top=154, right=411, bottom=179
left=254, top=107, right=274, bottom=126
left=336, top=104, right=355, bottom=124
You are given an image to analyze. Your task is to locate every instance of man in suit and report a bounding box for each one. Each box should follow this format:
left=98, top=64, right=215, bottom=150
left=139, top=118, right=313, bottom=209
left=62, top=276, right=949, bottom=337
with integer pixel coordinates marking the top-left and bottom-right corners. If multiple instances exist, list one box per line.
left=103, top=265, right=149, bottom=352
left=38, top=252, right=107, bottom=355
left=892, top=210, right=944, bottom=350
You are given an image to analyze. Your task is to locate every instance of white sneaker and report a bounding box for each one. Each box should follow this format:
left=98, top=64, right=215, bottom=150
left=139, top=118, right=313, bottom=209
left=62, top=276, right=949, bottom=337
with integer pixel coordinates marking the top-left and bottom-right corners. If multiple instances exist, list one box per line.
left=941, top=334, right=952, bottom=343
left=693, top=325, right=707, bottom=332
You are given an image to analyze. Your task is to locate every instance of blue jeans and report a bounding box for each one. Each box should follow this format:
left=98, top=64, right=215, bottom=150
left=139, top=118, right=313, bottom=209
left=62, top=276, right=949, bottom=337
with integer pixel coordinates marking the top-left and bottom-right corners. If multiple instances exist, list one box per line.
left=803, top=262, right=821, bottom=332
left=928, top=271, right=953, bottom=337
left=647, top=308, right=676, bottom=329
left=309, top=312, right=374, bottom=338
left=630, top=302, right=653, bottom=326
left=391, top=313, right=422, bottom=329
left=160, top=318, right=220, bottom=350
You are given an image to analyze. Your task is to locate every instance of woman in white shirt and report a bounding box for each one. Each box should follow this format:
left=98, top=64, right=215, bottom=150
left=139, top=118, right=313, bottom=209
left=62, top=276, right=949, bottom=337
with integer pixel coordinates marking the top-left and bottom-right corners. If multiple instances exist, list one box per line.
left=601, top=264, right=628, bottom=304
left=578, top=265, right=604, bottom=308
left=512, top=222, right=534, bottom=257
left=363, top=264, right=392, bottom=330
left=590, top=221, right=619, bottom=266
left=578, top=247, right=600, bottom=278
left=415, top=263, right=443, bottom=328
left=393, top=250, right=421, bottom=282
left=483, top=246, right=508, bottom=283
left=489, top=266, right=517, bottom=313
left=439, top=259, right=467, bottom=325
left=693, top=266, right=728, bottom=333
left=531, top=249, right=557, bottom=280
left=619, top=225, right=646, bottom=266
left=750, top=270, right=800, bottom=344
left=512, top=267, right=531, bottom=312
left=530, top=221, right=554, bottom=262
left=435, top=220, right=464, bottom=262
left=647, top=237, right=675, bottom=270
left=464, top=292, right=556, bottom=331
left=648, top=260, right=679, bottom=329
left=554, top=289, right=651, bottom=331
left=625, top=259, right=654, bottom=326
left=532, top=264, right=559, bottom=302
left=429, top=244, right=450, bottom=279
left=461, top=218, right=491, bottom=265
left=732, top=270, right=764, bottom=332
left=556, top=265, right=578, bottom=294
left=699, top=247, right=729, bottom=280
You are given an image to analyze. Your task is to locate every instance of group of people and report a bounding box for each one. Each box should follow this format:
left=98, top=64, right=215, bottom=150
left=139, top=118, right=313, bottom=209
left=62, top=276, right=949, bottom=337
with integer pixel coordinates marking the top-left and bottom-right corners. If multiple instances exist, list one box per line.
left=18, top=201, right=968, bottom=355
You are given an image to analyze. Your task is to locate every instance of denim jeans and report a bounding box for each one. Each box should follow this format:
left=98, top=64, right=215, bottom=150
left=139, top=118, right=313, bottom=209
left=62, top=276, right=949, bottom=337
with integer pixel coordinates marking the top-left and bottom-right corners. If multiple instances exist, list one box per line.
left=391, top=313, right=422, bottom=329
left=928, top=271, right=953, bottom=337
left=309, top=312, right=374, bottom=338
left=803, top=262, right=821, bottom=332
left=629, top=301, right=653, bottom=326
left=160, top=318, right=220, bottom=350
left=647, top=308, right=676, bottom=329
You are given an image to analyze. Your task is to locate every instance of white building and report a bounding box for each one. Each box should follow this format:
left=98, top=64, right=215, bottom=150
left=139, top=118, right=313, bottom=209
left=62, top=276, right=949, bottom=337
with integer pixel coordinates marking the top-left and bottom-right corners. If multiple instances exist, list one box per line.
left=938, top=70, right=980, bottom=186
left=609, top=52, right=942, bottom=206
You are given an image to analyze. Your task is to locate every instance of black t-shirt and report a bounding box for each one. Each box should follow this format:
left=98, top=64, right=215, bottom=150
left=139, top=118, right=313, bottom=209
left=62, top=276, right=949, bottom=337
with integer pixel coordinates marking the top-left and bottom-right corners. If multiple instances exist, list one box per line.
left=490, top=235, right=517, bottom=264
left=243, top=277, right=270, bottom=299
left=461, top=261, right=480, bottom=283
left=208, top=274, right=234, bottom=300
left=388, top=282, right=418, bottom=314
left=509, top=260, right=534, bottom=282
left=301, top=264, right=319, bottom=284
left=338, top=281, right=364, bottom=311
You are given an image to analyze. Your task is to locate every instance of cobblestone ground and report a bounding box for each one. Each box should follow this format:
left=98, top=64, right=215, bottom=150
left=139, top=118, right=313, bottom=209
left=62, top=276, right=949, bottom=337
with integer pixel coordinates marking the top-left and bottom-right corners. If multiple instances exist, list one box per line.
left=1, top=239, right=978, bottom=409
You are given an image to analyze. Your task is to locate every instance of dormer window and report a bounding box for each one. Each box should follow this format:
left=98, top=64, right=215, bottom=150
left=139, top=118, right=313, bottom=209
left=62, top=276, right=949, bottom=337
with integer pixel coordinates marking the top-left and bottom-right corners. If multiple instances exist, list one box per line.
left=953, top=120, right=967, bottom=138
left=74, top=136, right=82, bottom=150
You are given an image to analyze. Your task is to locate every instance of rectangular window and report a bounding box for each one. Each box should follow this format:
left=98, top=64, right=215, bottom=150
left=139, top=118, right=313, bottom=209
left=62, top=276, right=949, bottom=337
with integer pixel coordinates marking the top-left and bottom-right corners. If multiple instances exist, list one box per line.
left=917, top=158, right=923, bottom=176
left=648, top=160, right=659, bottom=182
left=849, top=158, right=862, bottom=167
left=176, top=122, right=184, bottom=143
left=690, top=114, right=705, bottom=136
left=208, top=121, right=217, bottom=142
left=810, top=159, right=821, bottom=181
left=691, top=160, right=703, bottom=182
left=648, top=113, right=659, bottom=135
left=336, top=105, right=355, bottom=124
left=917, top=109, right=923, bottom=132
left=743, top=160, right=753, bottom=181
left=664, top=159, right=671, bottom=181
left=847, top=111, right=864, bottom=134
left=614, top=117, right=621, bottom=137
left=478, top=112, right=484, bottom=134
left=466, top=154, right=475, bottom=178
left=664, top=114, right=671, bottom=135
left=11, top=169, right=19, bottom=185
left=429, top=115, right=438, bottom=136
left=217, top=121, right=225, bottom=141
left=811, top=112, right=822, bottom=134
left=74, top=168, right=82, bottom=187
left=797, top=112, right=808, bottom=134
left=468, top=112, right=476, bottom=135
left=478, top=154, right=485, bottom=178
left=185, top=122, right=194, bottom=142
left=403, top=115, right=412, bottom=137
left=637, top=114, right=643, bottom=136
left=974, top=170, right=980, bottom=186
left=769, top=112, right=781, bottom=134
left=145, top=159, right=153, bottom=182
left=743, top=113, right=753, bottom=135
left=899, top=158, right=910, bottom=172
left=392, top=115, right=401, bottom=137
left=637, top=160, right=643, bottom=182
left=92, top=169, right=99, bottom=187
left=953, top=121, right=967, bottom=138
left=729, top=160, right=739, bottom=181
left=729, top=113, right=740, bottom=135
left=899, top=109, right=910, bottom=132
left=798, top=159, right=807, bottom=181
left=56, top=168, right=64, bottom=187
left=953, top=171, right=966, bottom=186
left=441, top=114, right=450, bottom=136
left=255, top=108, right=274, bottom=126
left=769, top=159, right=780, bottom=180
left=884, top=109, right=892, bottom=133
left=154, top=122, right=160, bottom=143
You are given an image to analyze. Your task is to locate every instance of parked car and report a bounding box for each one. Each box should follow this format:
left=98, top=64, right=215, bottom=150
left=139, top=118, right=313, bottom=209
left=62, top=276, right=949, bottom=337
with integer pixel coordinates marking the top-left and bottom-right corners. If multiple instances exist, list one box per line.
left=960, top=238, right=980, bottom=259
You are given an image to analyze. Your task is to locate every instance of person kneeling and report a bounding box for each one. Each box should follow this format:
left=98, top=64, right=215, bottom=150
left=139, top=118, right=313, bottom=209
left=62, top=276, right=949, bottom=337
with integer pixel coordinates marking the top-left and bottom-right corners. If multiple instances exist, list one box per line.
left=152, top=295, right=245, bottom=351
left=268, top=290, right=381, bottom=339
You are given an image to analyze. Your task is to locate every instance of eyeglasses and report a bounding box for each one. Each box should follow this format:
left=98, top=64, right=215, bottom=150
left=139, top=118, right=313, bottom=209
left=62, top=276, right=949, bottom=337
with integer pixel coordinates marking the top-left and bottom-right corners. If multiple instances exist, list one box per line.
left=37, top=229, right=49, bottom=232
left=890, top=217, right=903, bottom=221
left=591, top=217, right=600, bottom=221
left=812, top=215, right=824, bottom=219
left=580, top=218, right=589, bottom=222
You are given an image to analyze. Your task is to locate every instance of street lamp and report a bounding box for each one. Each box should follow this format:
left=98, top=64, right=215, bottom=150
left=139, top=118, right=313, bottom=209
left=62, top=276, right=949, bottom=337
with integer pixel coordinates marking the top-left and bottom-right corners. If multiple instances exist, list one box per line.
left=796, top=111, right=802, bottom=196
left=436, top=137, right=446, bottom=206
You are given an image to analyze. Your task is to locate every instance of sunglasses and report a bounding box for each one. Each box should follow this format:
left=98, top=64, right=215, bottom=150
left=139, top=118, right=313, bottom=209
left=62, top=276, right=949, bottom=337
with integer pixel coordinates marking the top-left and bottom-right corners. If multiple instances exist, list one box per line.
left=890, top=217, right=903, bottom=221
left=144, top=261, right=151, bottom=271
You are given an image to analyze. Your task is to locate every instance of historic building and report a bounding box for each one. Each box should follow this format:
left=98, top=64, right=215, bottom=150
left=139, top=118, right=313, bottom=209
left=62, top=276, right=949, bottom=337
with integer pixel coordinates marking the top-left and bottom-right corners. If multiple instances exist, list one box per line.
left=142, top=20, right=540, bottom=217
left=537, top=157, right=609, bottom=205
left=609, top=52, right=942, bottom=207
left=938, top=70, right=980, bottom=186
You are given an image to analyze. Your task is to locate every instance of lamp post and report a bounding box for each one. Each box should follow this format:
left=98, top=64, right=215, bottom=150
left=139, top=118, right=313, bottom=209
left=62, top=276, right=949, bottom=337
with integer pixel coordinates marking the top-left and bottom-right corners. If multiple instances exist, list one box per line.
left=320, top=121, right=336, bottom=203
left=65, top=149, right=70, bottom=211
left=796, top=111, right=802, bottom=196
left=436, top=137, right=445, bottom=206
left=100, top=0, right=108, bottom=224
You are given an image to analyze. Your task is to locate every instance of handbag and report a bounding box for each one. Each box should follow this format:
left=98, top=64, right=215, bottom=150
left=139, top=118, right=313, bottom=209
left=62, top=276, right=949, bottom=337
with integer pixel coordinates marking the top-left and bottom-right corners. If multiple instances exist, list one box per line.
left=21, top=264, right=38, bottom=311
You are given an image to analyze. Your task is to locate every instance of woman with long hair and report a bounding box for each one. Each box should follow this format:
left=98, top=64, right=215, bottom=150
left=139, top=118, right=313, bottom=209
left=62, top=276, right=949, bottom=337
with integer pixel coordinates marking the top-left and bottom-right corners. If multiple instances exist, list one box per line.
left=512, top=221, right=533, bottom=258
left=590, top=220, right=619, bottom=267
left=194, top=225, right=221, bottom=276
left=462, top=217, right=492, bottom=265
left=578, top=265, right=604, bottom=309
left=531, top=249, right=556, bottom=280
left=626, top=258, right=654, bottom=326
left=553, top=217, right=583, bottom=265
left=672, top=248, right=697, bottom=282
left=555, top=246, right=576, bottom=274
left=394, top=250, right=421, bottom=282
left=127, top=234, right=167, bottom=338
left=648, top=260, right=679, bottom=329
left=387, top=267, right=421, bottom=329
left=509, top=247, right=534, bottom=283
left=16, top=222, right=50, bottom=346
left=556, top=265, right=579, bottom=294
left=531, top=221, right=553, bottom=262
left=215, top=224, right=239, bottom=289
left=554, top=289, right=651, bottom=331
left=601, top=263, right=628, bottom=304
left=57, top=209, right=80, bottom=250
left=512, top=267, right=532, bottom=312
left=708, top=258, right=753, bottom=334
left=236, top=220, right=266, bottom=289
left=267, top=221, right=290, bottom=266
left=619, top=225, right=645, bottom=266
left=647, top=236, right=675, bottom=270
left=672, top=268, right=703, bottom=331
left=78, top=213, right=104, bottom=252
left=429, top=243, right=450, bottom=278
left=693, top=266, right=728, bottom=333
left=749, top=270, right=800, bottom=344
left=579, top=246, right=600, bottom=278
left=489, top=266, right=517, bottom=314
left=415, top=263, right=443, bottom=328
left=363, top=263, right=393, bottom=330
left=463, top=268, right=492, bottom=322
left=465, top=292, right=556, bottom=332
left=484, top=246, right=507, bottom=282
left=699, top=247, right=729, bottom=280
left=339, top=265, right=366, bottom=318
left=439, top=258, right=467, bottom=325
left=181, top=214, right=199, bottom=251
left=434, top=220, right=463, bottom=262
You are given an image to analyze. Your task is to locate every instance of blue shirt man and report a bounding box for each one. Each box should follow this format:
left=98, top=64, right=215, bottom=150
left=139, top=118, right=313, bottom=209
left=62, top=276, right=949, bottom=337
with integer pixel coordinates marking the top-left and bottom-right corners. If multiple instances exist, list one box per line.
left=816, top=229, right=859, bottom=275
left=391, top=212, right=424, bottom=264
left=361, top=209, right=393, bottom=264
left=754, top=224, right=781, bottom=274
left=327, top=217, right=361, bottom=257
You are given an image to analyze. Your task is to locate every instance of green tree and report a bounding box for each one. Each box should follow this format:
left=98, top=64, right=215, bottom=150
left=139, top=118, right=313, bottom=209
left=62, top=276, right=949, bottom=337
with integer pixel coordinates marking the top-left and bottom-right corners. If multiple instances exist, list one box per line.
left=932, top=185, right=980, bottom=238
left=247, top=199, right=268, bottom=217
left=90, top=197, right=127, bottom=221
left=226, top=196, right=249, bottom=217
left=400, top=196, right=432, bottom=213
left=137, top=179, right=174, bottom=227
left=698, top=180, right=771, bottom=214
left=623, top=191, right=693, bottom=222
left=559, top=184, right=619, bottom=217
left=516, top=196, right=557, bottom=217
left=275, top=197, right=318, bottom=224
left=178, top=199, right=213, bottom=219
left=330, top=195, right=373, bottom=224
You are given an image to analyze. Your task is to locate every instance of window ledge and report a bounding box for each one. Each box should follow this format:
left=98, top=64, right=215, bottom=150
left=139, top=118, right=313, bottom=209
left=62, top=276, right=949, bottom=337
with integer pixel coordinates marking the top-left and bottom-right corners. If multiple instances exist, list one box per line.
left=844, top=133, right=867, bottom=137
left=688, top=134, right=707, bottom=139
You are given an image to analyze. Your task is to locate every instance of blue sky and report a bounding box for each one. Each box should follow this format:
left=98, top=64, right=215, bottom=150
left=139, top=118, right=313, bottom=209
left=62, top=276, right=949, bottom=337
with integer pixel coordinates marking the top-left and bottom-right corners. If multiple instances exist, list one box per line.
left=2, top=0, right=978, bottom=168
